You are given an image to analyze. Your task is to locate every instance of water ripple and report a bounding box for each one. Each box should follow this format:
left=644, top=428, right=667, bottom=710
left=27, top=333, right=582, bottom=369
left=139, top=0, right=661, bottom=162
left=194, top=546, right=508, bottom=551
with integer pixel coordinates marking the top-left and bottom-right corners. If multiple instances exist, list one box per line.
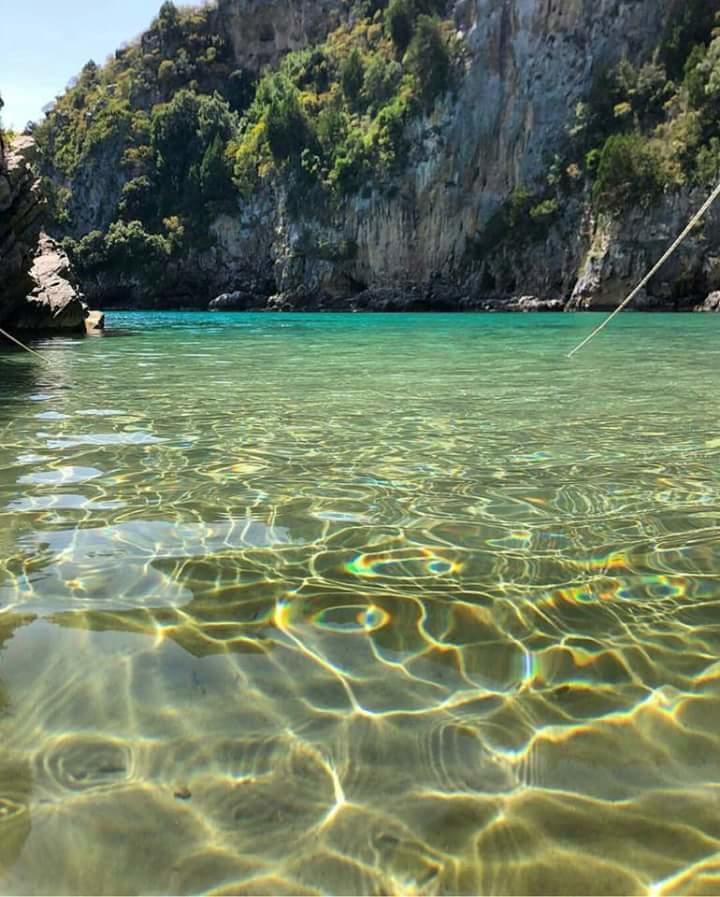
left=0, top=312, right=719, bottom=894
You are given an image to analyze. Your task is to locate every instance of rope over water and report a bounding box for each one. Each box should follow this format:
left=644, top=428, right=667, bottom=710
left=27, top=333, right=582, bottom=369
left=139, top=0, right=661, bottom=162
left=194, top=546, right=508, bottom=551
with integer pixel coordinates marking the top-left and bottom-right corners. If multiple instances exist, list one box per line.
left=0, top=326, right=50, bottom=363
left=568, top=178, right=720, bottom=358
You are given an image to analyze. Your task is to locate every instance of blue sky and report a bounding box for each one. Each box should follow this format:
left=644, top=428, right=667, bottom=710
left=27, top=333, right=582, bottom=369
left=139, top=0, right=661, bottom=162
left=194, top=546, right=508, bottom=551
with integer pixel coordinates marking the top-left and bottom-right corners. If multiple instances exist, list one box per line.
left=0, top=0, right=164, bottom=130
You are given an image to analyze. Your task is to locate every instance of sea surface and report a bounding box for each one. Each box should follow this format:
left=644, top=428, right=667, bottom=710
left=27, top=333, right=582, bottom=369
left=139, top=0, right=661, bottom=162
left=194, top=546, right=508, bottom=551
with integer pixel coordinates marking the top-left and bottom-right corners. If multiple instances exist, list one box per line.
left=1, top=311, right=720, bottom=895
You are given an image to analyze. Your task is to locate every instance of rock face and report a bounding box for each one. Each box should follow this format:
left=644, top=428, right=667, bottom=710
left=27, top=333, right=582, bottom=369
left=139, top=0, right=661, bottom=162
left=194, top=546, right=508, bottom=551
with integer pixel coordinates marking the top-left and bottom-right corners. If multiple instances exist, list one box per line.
left=202, top=0, right=684, bottom=310
left=0, top=140, right=45, bottom=307
left=0, top=140, right=88, bottom=332
left=567, top=191, right=720, bottom=311
left=41, top=0, right=704, bottom=312
left=12, top=234, right=89, bottom=331
left=215, top=0, right=349, bottom=72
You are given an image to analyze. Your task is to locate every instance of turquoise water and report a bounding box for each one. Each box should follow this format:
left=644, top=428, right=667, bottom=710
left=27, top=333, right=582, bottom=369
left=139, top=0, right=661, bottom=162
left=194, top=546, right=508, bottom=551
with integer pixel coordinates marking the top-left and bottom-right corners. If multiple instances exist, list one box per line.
left=1, top=311, right=720, bottom=895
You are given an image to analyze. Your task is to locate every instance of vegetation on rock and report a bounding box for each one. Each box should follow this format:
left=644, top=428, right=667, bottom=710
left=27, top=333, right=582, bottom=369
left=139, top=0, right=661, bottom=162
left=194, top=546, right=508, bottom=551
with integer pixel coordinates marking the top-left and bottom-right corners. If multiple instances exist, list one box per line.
left=30, top=0, right=720, bottom=308
left=33, top=0, right=457, bottom=291
left=564, top=3, right=720, bottom=214
left=474, top=1, right=720, bottom=240
left=230, top=6, right=455, bottom=202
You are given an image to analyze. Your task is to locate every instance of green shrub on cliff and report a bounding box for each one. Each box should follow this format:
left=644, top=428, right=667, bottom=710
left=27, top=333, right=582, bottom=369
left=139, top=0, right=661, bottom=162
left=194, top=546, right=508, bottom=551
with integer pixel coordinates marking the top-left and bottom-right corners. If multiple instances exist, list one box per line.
left=341, top=49, right=365, bottom=103
left=385, top=0, right=447, bottom=54
left=406, top=16, right=450, bottom=108
left=260, top=75, right=314, bottom=162
left=118, top=176, right=155, bottom=221
left=592, top=133, right=667, bottom=212
left=229, top=4, right=454, bottom=201
left=469, top=185, right=561, bottom=259
left=696, top=136, right=720, bottom=184
left=660, top=0, right=720, bottom=80
left=151, top=88, right=234, bottom=195
left=363, top=54, right=403, bottom=110
left=104, top=220, right=172, bottom=271
left=555, top=4, right=720, bottom=218
left=65, top=220, right=172, bottom=279
left=386, top=0, right=414, bottom=53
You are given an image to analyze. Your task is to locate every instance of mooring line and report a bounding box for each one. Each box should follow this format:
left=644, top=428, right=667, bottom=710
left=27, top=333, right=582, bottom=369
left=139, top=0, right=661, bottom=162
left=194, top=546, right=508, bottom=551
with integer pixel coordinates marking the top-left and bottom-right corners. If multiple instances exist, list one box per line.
left=568, top=178, right=720, bottom=358
left=0, top=325, right=50, bottom=363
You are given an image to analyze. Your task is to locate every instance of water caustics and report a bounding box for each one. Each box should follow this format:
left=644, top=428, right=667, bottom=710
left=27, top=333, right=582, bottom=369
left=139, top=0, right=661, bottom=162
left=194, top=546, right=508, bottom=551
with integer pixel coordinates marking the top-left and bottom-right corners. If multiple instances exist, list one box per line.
left=0, top=311, right=719, bottom=895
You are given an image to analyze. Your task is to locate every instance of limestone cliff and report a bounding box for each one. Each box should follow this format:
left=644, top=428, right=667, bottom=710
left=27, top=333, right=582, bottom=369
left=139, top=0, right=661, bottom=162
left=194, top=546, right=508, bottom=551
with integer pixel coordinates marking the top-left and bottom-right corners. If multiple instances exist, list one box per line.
left=39, top=0, right=720, bottom=312
left=208, top=0, right=688, bottom=309
left=0, top=139, right=88, bottom=332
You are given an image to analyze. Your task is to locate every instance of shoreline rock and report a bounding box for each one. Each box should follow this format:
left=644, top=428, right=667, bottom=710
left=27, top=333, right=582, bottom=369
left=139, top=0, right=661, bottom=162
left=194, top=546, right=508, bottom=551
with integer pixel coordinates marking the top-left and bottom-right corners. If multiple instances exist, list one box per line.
left=209, top=290, right=259, bottom=311
left=13, top=234, right=88, bottom=332
left=1, top=141, right=88, bottom=334
left=699, top=291, right=720, bottom=312
left=205, top=285, right=572, bottom=313
left=85, top=310, right=106, bottom=332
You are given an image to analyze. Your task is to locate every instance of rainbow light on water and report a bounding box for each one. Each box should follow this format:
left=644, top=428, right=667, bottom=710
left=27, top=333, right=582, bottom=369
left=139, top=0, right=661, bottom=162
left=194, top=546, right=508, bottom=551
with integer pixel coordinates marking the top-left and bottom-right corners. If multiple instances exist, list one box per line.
left=345, top=547, right=463, bottom=579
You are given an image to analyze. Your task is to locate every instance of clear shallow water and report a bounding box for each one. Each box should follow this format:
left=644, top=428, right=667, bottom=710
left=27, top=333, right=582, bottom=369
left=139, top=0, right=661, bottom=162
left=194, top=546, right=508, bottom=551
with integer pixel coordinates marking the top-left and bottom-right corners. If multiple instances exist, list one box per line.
left=0, top=311, right=720, bottom=895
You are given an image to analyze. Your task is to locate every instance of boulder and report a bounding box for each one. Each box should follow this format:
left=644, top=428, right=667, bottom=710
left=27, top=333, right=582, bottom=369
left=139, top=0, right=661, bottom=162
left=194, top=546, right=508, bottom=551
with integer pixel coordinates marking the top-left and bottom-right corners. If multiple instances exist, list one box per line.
left=209, top=290, right=259, bottom=311
left=85, top=310, right=106, bottom=333
left=10, top=234, right=88, bottom=332
left=699, top=291, right=720, bottom=312
left=510, top=295, right=565, bottom=312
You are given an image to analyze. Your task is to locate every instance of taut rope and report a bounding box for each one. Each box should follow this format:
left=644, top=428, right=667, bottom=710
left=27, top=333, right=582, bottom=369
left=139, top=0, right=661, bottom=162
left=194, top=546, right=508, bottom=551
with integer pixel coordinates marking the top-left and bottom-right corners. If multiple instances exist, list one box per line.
left=0, top=326, right=50, bottom=362
left=568, top=179, right=720, bottom=358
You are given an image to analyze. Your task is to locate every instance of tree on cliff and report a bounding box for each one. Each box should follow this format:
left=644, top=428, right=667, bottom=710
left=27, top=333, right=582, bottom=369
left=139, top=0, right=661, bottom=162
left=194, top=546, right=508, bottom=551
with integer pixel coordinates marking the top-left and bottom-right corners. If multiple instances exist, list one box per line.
left=341, top=49, right=365, bottom=104
left=151, top=89, right=234, bottom=195
left=385, top=0, right=414, bottom=54
left=200, top=133, right=231, bottom=200
left=406, top=16, right=450, bottom=108
left=157, top=1, right=180, bottom=32
left=260, top=75, right=313, bottom=162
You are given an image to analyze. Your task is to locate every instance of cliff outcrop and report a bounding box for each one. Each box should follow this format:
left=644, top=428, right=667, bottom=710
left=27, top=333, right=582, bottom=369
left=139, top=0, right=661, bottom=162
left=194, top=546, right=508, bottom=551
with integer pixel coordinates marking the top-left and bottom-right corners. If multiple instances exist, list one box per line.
left=0, top=138, right=88, bottom=332
left=215, top=0, right=350, bottom=72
